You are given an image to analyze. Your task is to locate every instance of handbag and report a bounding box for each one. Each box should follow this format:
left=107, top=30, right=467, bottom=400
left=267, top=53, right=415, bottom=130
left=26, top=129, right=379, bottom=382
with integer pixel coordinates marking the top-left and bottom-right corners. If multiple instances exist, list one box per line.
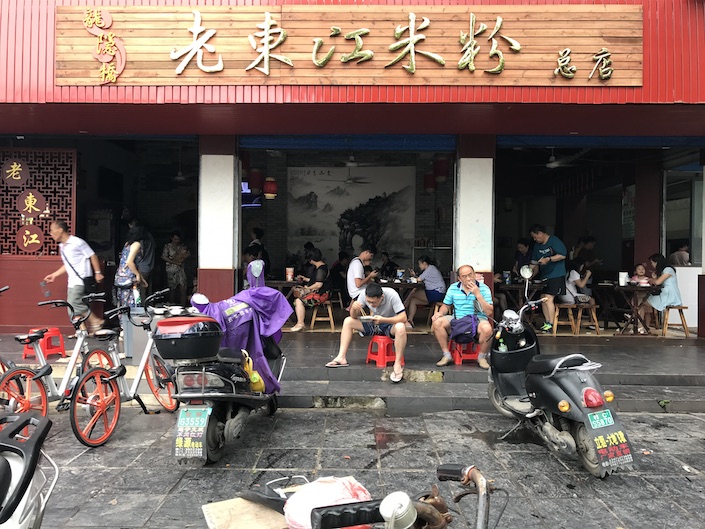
left=450, top=314, right=479, bottom=344
left=61, top=249, right=100, bottom=293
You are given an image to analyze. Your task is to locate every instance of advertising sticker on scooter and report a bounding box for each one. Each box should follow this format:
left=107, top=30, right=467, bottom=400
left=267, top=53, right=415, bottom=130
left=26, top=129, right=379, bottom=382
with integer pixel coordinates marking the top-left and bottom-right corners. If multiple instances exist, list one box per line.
left=585, top=411, right=635, bottom=473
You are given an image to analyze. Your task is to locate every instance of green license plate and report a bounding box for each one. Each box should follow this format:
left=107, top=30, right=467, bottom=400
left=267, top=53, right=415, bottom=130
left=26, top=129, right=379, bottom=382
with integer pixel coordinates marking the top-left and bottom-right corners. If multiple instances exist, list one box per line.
left=177, top=407, right=211, bottom=429
left=588, top=409, right=614, bottom=429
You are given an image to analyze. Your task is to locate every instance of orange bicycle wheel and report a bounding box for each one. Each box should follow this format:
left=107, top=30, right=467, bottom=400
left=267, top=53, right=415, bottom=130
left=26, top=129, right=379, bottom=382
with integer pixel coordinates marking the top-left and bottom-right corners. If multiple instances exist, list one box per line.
left=0, top=367, right=48, bottom=417
left=70, top=367, right=121, bottom=447
left=144, top=353, right=179, bottom=413
left=82, top=347, right=115, bottom=372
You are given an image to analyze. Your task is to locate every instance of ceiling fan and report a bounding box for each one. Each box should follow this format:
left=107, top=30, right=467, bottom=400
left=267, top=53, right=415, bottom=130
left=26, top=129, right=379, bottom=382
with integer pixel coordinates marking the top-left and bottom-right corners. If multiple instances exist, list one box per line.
left=337, top=153, right=376, bottom=168
left=545, top=147, right=591, bottom=169
left=321, top=165, right=373, bottom=185
left=173, top=142, right=197, bottom=183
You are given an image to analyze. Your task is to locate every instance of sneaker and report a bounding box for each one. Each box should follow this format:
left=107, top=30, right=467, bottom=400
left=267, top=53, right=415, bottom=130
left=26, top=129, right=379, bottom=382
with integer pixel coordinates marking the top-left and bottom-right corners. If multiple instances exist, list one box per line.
left=540, top=323, right=553, bottom=333
left=477, top=357, right=490, bottom=369
left=587, top=325, right=596, bottom=331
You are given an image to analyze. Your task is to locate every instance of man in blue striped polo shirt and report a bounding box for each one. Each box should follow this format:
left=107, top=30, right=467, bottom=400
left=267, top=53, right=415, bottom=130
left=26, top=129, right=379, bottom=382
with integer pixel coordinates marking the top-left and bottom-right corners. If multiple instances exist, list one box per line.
left=430, top=264, right=494, bottom=369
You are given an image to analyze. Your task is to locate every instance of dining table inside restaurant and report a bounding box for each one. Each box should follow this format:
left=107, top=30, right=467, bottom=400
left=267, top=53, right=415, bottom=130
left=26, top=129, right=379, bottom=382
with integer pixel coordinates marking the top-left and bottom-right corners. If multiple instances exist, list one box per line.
left=379, top=279, right=424, bottom=302
left=266, top=279, right=303, bottom=299
left=497, top=281, right=543, bottom=311
left=614, top=283, right=663, bottom=335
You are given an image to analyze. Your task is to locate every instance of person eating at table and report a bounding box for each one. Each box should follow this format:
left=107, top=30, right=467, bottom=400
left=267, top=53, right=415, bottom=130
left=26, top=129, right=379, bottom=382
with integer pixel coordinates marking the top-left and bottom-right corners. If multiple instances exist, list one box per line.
left=346, top=243, right=379, bottom=302
left=511, top=237, right=532, bottom=277
left=404, top=255, right=447, bottom=329
left=325, top=283, right=407, bottom=384
left=638, top=253, right=683, bottom=334
left=289, top=247, right=332, bottom=332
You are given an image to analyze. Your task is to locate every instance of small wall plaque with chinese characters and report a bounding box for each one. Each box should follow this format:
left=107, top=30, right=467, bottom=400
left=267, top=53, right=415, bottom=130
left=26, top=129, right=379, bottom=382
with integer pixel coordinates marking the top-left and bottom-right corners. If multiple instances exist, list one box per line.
left=55, top=5, right=642, bottom=87
left=2, top=159, right=29, bottom=187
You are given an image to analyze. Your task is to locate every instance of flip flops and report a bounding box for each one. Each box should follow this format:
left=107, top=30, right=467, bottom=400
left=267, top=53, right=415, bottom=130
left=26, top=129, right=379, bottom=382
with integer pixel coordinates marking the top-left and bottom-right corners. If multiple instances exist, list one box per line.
left=390, top=368, right=404, bottom=383
left=325, top=360, right=349, bottom=368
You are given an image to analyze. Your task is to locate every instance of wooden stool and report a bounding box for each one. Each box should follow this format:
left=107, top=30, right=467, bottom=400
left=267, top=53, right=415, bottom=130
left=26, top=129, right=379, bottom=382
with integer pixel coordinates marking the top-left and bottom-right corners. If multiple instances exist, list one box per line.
left=310, top=301, right=335, bottom=332
left=331, top=290, right=345, bottom=309
left=366, top=335, right=403, bottom=368
left=449, top=340, right=480, bottom=364
left=22, top=327, right=66, bottom=359
left=662, top=305, right=689, bottom=337
left=552, top=304, right=577, bottom=336
left=575, top=304, right=600, bottom=335
left=426, top=302, right=445, bottom=326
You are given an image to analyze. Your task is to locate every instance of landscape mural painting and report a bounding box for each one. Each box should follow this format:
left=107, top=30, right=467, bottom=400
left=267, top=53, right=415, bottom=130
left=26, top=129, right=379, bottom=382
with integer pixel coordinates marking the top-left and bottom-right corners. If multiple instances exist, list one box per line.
left=287, top=166, right=416, bottom=270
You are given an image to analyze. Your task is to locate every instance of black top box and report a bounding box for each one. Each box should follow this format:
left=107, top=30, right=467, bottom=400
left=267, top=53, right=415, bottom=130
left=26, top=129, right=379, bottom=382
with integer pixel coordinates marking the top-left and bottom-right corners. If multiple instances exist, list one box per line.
left=153, top=316, right=223, bottom=361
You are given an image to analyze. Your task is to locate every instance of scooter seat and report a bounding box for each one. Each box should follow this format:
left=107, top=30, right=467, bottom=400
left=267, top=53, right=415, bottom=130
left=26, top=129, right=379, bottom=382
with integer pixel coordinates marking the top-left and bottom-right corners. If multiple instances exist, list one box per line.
left=526, top=355, right=587, bottom=375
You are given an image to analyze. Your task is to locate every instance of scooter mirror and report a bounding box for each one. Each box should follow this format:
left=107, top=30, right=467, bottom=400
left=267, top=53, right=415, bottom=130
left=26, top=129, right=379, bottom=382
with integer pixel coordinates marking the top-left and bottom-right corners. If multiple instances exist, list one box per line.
left=520, top=265, right=533, bottom=279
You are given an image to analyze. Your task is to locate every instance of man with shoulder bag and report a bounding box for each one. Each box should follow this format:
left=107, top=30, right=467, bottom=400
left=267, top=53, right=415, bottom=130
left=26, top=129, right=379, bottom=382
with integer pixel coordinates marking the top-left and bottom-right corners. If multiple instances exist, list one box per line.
left=430, top=264, right=494, bottom=369
left=43, top=220, right=104, bottom=334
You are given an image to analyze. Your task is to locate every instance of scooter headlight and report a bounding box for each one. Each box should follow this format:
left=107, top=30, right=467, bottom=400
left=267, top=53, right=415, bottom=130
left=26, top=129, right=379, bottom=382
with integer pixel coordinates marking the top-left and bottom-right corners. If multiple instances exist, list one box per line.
left=557, top=400, right=571, bottom=412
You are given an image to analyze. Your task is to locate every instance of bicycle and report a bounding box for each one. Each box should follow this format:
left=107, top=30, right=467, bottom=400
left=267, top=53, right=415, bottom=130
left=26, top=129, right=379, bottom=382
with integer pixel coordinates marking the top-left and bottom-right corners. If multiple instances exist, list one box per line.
left=0, top=292, right=108, bottom=419
left=69, top=288, right=178, bottom=447
left=0, top=286, right=16, bottom=378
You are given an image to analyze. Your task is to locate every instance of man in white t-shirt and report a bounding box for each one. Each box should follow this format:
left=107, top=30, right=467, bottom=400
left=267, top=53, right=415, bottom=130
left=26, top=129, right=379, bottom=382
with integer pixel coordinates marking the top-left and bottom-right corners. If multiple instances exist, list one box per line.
left=44, top=220, right=104, bottom=333
left=346, top=243, right=379, bottom=302
left=326, top=283, right=408, bottom=383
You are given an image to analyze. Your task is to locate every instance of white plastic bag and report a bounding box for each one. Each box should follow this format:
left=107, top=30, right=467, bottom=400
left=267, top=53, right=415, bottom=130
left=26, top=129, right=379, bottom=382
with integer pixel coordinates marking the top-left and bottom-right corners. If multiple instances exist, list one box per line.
left=283, top=476, right=372, bottom=529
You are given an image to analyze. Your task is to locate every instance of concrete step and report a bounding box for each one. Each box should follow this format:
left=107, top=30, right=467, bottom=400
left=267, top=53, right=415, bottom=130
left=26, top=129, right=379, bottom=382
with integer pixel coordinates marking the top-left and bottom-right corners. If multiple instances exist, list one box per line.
left=278, top=380, right=705, bottom=415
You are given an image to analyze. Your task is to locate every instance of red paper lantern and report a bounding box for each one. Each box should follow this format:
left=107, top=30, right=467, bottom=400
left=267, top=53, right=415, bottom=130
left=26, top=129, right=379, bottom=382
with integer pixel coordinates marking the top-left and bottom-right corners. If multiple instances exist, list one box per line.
left=433, top=155, right=450, bottom=183
left=263, top=176, right=278, bottom=199
left=249, top=168, right=265, bottom=195
left=424, top=172, right=436, bottom=194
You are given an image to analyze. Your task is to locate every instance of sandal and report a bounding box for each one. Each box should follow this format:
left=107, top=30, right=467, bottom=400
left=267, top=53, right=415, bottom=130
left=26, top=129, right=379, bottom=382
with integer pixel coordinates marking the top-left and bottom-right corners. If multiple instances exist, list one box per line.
left=390, top=368, right=404, bottom=383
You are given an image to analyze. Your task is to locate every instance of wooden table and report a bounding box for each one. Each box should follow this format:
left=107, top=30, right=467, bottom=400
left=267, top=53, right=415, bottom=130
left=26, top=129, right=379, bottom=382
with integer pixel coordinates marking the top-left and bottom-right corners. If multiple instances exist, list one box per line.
left=497, top=282, right=542, bottom=311
left=593, top=283, right=630, bottom=330
left=267, top=280, right=302, bottom=299
left=614, top=284, right=662, bottom=335
left=379, top=280, right=423, bottom=302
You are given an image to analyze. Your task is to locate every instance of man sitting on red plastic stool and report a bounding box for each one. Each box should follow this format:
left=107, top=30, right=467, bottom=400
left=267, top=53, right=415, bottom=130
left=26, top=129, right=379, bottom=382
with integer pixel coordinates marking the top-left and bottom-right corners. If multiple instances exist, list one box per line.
left=325, top=283, right=408, bottom=383
left=431, top=264, right=493, bottom=370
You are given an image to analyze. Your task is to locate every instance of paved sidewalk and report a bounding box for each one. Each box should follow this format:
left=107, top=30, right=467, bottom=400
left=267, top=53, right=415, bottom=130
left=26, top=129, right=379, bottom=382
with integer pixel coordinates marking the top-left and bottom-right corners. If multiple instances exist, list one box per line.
left=39, top=407, right=705, bottom=529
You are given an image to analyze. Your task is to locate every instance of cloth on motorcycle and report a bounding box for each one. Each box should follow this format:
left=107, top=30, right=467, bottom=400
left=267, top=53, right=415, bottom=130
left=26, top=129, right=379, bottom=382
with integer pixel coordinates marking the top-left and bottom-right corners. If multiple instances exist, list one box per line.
left=449, top=314, right=479, bottom=344
left=191, top=287, right=292, bottom=393
left=283, top=476, right=372, bottom=529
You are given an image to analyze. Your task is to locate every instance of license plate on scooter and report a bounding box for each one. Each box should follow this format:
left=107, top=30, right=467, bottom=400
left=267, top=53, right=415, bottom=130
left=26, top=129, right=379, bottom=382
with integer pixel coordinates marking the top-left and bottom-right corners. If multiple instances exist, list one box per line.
left=588, top=409, right=614, bottom=429
left=173, top=406, right=212, bottom=460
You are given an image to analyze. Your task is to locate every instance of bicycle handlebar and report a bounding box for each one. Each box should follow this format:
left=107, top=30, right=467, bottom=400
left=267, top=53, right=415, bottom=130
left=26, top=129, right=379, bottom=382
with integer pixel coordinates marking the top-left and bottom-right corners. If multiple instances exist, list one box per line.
left=105, top=288, right=171, bottom=327
left=37, top=292, right=106, bottom=329
left=437, top=464, right=490, bottom=529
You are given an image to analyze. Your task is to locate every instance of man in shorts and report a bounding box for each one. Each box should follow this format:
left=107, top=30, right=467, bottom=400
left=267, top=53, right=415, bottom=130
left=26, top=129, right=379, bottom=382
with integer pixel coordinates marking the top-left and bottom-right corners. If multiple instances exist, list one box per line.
left=529, top=223, right=567, bottom=334
left=325, top=283, right=407, bottom=383
left=431, top=265, right=493, bottom=369
left=43, top=220, right=104, bottom=333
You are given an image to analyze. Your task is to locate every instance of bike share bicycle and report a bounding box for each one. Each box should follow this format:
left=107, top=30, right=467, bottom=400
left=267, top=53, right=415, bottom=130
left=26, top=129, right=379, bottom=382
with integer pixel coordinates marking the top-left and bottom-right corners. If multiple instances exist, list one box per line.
left=68, top=288, right=178, bottom=447
left=0, top=287, right=16, bottom=378
left=0, top=413, right=58, bottom=529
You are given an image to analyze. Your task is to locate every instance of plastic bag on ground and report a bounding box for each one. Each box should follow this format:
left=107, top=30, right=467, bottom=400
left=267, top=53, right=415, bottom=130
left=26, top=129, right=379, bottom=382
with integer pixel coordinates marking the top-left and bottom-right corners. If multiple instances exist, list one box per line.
left=283, top=476, right=372, bottom=529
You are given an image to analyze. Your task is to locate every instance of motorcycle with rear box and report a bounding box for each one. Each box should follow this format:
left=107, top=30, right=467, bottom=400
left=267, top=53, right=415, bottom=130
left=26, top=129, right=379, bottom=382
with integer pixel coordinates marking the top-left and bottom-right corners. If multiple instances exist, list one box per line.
left=153, top=312, right=286, bottom=464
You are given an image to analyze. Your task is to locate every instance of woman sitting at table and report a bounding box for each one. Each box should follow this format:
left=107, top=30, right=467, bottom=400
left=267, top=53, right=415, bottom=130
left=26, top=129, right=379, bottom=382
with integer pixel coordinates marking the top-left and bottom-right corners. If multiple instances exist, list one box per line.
left=639, top=253, right=682, bottom=333
left=289, top=247, right=332, bottom=332
left=405, top=255, right=447, bottom=329
left=557, top=258, right=595, bottom=305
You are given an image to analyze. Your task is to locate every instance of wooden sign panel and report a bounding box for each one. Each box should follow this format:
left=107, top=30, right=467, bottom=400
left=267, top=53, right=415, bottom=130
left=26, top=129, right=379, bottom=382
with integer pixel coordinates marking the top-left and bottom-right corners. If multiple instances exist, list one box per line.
left=56, top=5, right=642, bottom=87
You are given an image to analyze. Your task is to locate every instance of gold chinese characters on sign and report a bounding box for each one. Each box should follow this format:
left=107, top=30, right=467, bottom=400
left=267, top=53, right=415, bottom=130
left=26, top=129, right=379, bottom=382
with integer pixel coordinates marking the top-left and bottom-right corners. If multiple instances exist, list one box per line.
left=82, top=8, right=126, bottom=84
left=16, top=189, right=47, bottom=218
left=2, top=158, right=29, bottom=187
left=15, top=225, right=44, bottom=253
left=55, top=5, right=643, bottom=87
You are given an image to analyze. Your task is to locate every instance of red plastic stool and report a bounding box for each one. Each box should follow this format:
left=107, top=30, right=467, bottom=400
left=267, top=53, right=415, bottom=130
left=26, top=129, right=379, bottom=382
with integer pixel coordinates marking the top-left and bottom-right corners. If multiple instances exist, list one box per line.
left=449, top=340, right=480, bottom=365
left=366, top=335, right=403, bottom=368
left=22, top=327, right=66, bottom=359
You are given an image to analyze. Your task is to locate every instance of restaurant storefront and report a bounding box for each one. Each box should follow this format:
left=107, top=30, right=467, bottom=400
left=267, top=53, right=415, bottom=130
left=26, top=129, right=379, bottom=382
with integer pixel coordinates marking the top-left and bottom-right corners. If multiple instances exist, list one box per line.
left=1, top=0, right=704, bottom=332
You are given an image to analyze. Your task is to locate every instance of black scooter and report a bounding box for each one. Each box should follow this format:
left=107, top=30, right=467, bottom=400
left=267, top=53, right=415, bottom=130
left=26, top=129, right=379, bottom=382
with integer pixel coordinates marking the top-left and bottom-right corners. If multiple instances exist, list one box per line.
left=488, top=270, right=636, bottom=477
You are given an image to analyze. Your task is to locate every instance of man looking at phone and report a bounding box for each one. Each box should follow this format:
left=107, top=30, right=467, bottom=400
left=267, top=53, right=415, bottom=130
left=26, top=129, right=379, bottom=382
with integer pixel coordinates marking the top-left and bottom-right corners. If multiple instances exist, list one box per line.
left=325, top=283, right=407, bottom=383
left=431, top=265, right=493, bottom=369
left=346, top=243, right=379, bottom=302
left=529, top=223, right=567, bottom=334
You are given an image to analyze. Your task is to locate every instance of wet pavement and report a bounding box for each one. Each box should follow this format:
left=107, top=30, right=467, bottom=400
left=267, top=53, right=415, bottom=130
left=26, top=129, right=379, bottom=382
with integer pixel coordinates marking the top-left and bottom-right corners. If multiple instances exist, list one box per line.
left=39, top=406, right=705, bottom=529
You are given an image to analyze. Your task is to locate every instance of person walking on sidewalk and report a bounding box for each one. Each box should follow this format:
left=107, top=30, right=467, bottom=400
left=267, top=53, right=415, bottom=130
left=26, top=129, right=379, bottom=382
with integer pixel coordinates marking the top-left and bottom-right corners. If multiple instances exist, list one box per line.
left=431, top=265, right=493, bottom=369
left=43, top=220, right=104, bottom=334
left=529, top=223, right=567, bottom=334
left=326, top=283, right=407, bottom=383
